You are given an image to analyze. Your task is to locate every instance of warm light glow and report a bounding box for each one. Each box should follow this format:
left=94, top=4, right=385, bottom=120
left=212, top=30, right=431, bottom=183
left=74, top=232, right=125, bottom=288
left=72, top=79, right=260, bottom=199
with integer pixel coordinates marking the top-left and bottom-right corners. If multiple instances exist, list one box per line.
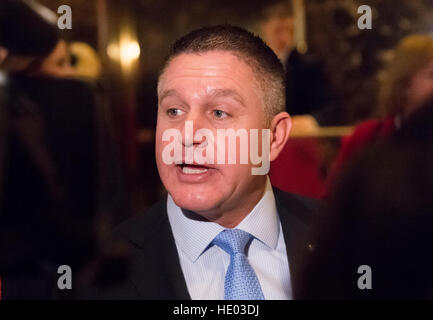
left=107, top=29, right=141, bottom=74
left=120, top=40, right=140, bottom=66
left=0, top=71, right=7, bottom=85
left=107, top=42, right=120, bottom=60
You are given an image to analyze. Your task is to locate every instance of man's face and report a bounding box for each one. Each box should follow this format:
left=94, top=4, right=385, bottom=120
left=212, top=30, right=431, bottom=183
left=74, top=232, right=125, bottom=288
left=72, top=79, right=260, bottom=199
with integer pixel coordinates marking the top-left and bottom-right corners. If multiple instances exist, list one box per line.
left=156, top=51, right=268, bottom=219
left=261, top=17, right=293, bottom=59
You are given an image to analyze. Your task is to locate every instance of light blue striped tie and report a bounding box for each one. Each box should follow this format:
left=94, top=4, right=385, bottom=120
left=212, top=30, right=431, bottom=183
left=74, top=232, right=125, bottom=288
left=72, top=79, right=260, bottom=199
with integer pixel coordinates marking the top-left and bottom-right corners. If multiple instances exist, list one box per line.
left=212, top=229, right=265, bottom=300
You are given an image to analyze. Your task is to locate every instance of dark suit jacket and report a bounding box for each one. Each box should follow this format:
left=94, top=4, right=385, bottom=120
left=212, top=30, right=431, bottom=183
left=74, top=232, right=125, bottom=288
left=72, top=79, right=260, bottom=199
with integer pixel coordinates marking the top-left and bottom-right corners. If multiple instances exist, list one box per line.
left=285, top=50, right=341, bottom=126
left=87, top=188, right=320, bottom=300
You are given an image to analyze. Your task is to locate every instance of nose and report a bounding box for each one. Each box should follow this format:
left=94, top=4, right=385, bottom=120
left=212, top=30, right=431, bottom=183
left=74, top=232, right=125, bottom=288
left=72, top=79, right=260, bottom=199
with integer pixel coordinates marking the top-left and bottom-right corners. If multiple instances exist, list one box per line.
left=179, top=111, right=208, bottom=147
left=178, top=111, right=211, bottom=164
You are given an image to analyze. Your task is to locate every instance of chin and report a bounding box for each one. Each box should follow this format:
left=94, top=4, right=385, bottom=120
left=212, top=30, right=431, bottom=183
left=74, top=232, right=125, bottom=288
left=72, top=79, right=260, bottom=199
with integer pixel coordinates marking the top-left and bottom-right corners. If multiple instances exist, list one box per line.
left=169, top=187, right=223, bottom=214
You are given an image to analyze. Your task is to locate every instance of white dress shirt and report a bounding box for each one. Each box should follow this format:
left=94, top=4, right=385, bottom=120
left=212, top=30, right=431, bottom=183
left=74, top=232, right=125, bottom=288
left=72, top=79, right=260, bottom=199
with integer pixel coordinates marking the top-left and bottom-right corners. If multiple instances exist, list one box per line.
left=166, top=177, right=292, bottom=300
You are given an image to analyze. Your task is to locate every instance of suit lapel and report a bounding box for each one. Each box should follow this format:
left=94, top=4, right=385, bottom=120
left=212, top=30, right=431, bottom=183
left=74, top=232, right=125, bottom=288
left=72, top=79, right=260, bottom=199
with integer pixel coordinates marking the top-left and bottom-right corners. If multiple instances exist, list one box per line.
left=127, top=196, right=191, bottom=300
left=273, top=188, right=316, bottom=294
left=126, top=189, right=317, bottom=299
left=158, top=208, right=191, bottom=300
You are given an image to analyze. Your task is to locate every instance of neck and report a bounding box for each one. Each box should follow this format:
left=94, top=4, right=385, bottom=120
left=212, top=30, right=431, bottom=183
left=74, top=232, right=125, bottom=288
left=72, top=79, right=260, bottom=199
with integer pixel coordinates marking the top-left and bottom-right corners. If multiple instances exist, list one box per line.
left=201, top=178, right=268, bottom=228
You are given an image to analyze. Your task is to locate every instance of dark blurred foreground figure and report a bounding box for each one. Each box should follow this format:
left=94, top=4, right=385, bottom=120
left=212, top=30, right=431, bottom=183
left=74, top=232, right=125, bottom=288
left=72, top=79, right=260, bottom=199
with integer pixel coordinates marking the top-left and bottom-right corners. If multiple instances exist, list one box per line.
left=295, top=101, right=433, bottom=299
left=0, top=0, right=130, bottom=299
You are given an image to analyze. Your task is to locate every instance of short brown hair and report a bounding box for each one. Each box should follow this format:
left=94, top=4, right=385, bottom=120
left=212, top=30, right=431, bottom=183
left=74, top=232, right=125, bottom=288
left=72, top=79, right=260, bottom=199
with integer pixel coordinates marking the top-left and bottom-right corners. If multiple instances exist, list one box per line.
left=159, top=25, right=286, bottom=123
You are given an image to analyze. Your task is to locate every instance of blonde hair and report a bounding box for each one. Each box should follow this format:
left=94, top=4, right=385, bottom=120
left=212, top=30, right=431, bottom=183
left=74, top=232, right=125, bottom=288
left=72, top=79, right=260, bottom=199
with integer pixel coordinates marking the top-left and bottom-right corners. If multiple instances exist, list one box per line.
left=69, top=42, right=101, bottom=79
left=378, top=34, right=433, bottom=117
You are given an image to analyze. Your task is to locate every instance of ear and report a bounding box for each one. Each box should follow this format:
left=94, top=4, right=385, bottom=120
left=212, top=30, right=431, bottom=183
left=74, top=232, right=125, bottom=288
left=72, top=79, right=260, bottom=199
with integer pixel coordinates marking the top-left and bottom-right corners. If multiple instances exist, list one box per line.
left=269, top=112, right=292, bottom=162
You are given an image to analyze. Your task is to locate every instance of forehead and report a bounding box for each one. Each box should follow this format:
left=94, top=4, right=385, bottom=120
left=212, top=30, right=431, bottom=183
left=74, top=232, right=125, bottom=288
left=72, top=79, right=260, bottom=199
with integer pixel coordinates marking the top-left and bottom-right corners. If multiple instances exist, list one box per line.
left=158, top=51, right=261, bottom=96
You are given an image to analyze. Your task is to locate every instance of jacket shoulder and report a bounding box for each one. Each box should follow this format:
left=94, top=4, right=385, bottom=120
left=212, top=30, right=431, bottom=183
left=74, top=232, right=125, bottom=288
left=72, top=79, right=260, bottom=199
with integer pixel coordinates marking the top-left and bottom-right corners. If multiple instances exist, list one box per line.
left=273, top=187, right=321, bottom=225
left=83, top=195, right=177, bottom=299
left=112, top=195, right=167, bottom=245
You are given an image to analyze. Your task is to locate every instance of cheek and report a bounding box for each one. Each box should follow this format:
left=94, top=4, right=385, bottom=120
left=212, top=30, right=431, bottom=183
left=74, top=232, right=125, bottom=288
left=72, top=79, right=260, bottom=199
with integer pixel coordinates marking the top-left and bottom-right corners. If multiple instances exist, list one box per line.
left=411, top=80, right=433, bottom=101
left=155, top=125, right=176, bottom=170
left=218, top=164, right=254, bottom=189
left=154, top=129, right=163, bottom=161
left=413, top=74, right=433, bottom=90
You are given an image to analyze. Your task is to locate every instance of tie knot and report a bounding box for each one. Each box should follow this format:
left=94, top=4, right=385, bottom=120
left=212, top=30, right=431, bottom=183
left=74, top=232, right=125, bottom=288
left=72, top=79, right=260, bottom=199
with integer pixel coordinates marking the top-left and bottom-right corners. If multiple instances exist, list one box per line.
left=212, top=229, right=253, bottom=255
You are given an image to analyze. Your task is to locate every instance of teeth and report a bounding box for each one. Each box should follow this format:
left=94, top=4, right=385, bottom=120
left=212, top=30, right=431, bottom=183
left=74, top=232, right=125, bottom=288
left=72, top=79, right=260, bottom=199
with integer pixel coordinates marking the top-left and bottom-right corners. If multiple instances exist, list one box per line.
left=182, top=166, right=209, bottom=174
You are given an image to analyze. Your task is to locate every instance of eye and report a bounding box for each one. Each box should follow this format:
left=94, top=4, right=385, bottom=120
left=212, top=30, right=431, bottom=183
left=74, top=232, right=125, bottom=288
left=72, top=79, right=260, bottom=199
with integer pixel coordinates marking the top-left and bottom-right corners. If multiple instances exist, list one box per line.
left=213, top=109, right=229, bottom=119
left=166, top=108, right=184, bottom=117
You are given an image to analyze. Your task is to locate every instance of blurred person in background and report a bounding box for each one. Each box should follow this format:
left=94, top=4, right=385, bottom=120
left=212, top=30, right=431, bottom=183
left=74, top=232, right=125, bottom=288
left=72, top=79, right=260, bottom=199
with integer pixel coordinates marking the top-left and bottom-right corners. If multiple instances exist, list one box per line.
left=261, top=1, right=332, bottom=199
left=0, top=0, right=61, bottom=299
left=295, top=98, right=433, bottom=299
left=259, top=1, right=338, bottom=127
left=0, top=48, right=7, bottom=64
left=260, top=2, right=294, bottom=65
left=327, top=34, right=433, bottom=191
left=392, top=94, right=433, bottom=143
left=0, top=0, right=130, bottom=299
left=32, top=39, right=75, bottom=78
left=0, top=38, right=74, bottom=79
left=0, top=48, right=8, bottom=213
left=69, top=42, right=102, bottom=81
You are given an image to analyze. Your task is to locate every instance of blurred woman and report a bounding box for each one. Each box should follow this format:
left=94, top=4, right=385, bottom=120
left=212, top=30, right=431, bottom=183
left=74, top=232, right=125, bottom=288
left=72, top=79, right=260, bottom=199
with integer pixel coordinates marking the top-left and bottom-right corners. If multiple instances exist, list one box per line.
left=69, top=42, right=102, bottom=80
left=0, top=0, right=130, bottom=299
left=35, top=39, right=75, bottom=78
left=326, top=35, right=433, bottom=190
left=2, top=39, right=75, bottom=78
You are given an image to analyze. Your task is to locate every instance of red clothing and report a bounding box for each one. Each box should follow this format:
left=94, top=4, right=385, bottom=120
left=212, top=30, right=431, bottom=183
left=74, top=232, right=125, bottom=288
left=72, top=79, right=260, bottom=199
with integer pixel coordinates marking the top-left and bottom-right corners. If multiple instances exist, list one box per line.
left=325, top=116, right=397, bottom=195
left=270, top=138, right=324, bottom=199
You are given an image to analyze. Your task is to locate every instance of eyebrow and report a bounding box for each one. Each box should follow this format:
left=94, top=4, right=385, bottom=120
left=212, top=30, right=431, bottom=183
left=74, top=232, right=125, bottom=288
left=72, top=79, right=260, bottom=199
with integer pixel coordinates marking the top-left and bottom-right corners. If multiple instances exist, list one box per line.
left=159, top=88, right=245, bottom=106
left=158, top=89, right=179, bottom=103
left=207, top=88, right=245, bottom=106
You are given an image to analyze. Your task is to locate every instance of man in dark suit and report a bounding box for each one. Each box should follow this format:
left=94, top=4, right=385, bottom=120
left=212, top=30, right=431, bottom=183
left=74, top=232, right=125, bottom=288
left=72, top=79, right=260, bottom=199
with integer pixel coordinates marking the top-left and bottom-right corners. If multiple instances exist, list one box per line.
left=259, top=1, right=338, bottom=125
left=91, top=25, right=320, bottom=300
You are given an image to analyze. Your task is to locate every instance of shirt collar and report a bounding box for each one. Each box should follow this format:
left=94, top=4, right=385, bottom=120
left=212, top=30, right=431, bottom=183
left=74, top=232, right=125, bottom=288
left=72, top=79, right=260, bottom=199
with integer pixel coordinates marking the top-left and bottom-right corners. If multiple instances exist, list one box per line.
left=236, top=177, right=279, bottom=250
left=166, top=177, right=280, bottom=263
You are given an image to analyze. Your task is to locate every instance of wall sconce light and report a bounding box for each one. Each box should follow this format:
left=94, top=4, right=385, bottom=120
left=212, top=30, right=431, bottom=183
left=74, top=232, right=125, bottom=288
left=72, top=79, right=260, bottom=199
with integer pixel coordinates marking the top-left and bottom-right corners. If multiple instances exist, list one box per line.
left=107, top=28, right=140, bottom=74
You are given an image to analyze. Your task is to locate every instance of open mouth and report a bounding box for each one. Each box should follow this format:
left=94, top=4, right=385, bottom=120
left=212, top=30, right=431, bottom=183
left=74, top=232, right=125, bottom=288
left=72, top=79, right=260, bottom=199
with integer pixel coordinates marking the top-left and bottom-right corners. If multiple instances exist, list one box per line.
left=177, top=163, right=211, bottom=175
